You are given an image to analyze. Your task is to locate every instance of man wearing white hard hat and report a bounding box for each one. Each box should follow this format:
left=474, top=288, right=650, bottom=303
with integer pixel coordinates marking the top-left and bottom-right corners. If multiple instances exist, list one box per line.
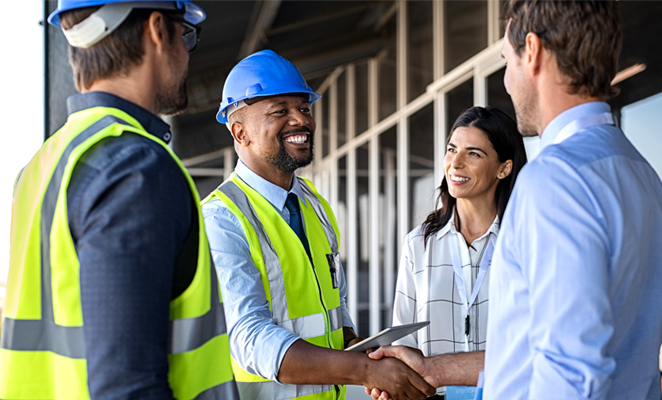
left=201, top=49, right=435, bottom=400
left=0, top=1, right=238, bottom=399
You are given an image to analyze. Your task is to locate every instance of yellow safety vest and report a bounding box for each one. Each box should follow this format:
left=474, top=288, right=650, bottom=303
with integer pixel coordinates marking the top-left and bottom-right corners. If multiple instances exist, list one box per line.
left=202, top=173, right=346, bottom=400
left=0, top=106, right=238, bottom=400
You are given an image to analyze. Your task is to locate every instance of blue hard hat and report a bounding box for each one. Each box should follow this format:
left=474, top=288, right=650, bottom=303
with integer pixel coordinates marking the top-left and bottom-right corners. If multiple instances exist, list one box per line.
left=48, top=0, right=205, bottom=27
left=217, top=50, right=321, bottom=124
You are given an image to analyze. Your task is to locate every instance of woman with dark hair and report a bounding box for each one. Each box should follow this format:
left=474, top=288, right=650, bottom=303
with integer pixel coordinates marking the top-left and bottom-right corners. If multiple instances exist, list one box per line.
left=391, top=106, right=527, bottom=396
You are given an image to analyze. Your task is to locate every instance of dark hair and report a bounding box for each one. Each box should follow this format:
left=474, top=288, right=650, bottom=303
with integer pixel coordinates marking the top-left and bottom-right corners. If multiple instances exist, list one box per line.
left=504, top=0, right=622, bottom=100
left=422, top=106, right=527, bottom=245
left=60, top=7, right=178, bottom=91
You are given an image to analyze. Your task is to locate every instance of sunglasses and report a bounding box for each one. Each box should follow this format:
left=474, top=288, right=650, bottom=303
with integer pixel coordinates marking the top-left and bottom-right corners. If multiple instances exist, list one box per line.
left=165, top=13, right=202, bottom=53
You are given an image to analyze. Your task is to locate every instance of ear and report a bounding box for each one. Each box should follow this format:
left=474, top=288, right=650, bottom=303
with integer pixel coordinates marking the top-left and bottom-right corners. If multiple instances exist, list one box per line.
left=230, top=122, right=250, bottom=147
left=497, top=160, right=513, bottom=180
left=523, top=32, right=544, bottom=76
left=144, top=11, right=169, bottom=54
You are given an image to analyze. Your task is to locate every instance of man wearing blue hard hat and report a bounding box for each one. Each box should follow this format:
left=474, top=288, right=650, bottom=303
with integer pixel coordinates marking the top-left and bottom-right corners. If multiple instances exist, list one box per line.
left=0, top=1, right=238, bottom=399
left=201, top=49, right=435, bottom=400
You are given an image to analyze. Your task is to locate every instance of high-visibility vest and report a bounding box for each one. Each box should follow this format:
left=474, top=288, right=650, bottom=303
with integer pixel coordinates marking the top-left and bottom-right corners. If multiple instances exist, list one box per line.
left=0, top=106, right=238, bottom=400
left=202, top=173, right=346, bottom=400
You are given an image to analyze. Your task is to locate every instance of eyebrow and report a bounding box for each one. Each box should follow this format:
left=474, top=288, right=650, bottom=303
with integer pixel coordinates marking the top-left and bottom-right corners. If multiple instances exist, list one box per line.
left=448, top=142, right=488, bottom=155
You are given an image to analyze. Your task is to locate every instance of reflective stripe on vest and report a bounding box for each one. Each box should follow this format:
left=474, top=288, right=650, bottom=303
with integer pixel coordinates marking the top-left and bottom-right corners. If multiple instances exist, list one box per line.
left=214, top=175, right=345, bottom=400
left=237, top=381, right=335, bottom=400
left=218, top=180, right=343, bottom=335
left=1, top=112, right=238, bottom=400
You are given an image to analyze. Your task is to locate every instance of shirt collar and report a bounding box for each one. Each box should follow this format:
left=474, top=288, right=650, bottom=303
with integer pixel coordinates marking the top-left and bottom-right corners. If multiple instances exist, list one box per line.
left=540, top=101, right=611, bottom=149
left=66, top=91, right=173, bottom=144
left=235, top=159, right=308, bottom=211
left=435, top=208, right=500, bottom=240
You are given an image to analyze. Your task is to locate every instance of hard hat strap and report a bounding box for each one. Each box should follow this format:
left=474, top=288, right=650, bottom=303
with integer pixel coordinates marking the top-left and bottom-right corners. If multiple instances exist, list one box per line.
left=224, top=100, right=248, bottom=131
left=62, top=3, right=133, bottom=48
left=62, top=1, right=181, bottom=49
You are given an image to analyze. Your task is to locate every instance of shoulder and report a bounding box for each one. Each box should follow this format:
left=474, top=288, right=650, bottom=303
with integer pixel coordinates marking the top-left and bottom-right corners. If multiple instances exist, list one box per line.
left=202, top=196, right=243, bottom=226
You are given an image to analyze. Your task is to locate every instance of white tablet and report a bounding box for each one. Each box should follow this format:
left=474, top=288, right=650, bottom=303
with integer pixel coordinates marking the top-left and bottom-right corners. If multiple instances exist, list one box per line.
left=344, top=321, right=430, bottom=352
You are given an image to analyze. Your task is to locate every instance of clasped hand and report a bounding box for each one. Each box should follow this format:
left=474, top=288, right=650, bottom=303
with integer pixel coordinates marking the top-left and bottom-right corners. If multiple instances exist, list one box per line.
left=365, top=346, right=437, bottom=400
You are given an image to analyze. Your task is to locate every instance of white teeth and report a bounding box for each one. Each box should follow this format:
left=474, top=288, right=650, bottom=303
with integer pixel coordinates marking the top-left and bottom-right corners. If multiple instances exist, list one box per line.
left=450, top=174, right=470, bottom=182
left=285, top=135, right=307, bottom=144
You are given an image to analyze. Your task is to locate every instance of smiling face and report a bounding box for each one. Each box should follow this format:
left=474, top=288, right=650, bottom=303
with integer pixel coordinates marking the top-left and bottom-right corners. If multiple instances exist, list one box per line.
left=231, top=95, right=316, bottom=187
left=444, top=126, right=512, bottom=204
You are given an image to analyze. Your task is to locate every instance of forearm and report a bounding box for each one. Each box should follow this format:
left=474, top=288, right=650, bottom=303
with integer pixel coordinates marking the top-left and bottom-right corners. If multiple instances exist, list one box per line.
left=426, top=351, right=484, bottom=387
left=279, top=340, right=435, bottom=399
left=278, top=339, right=373, bottom=386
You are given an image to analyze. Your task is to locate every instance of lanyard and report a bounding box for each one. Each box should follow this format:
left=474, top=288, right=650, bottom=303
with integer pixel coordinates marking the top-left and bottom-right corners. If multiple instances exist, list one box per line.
left=449, top=232, right=496, bottom=352
left=553, top=112, right=615, bottom=144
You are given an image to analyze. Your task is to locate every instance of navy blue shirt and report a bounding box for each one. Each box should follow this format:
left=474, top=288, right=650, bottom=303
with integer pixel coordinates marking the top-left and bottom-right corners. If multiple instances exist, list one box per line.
left=66, top=92, right=196, bottom=400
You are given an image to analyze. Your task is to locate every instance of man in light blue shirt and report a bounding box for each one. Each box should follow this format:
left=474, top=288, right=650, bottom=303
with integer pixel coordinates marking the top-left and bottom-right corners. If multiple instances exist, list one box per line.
left=202, top=50, right=434, bottom=400
left=485, top=1, right=662, bottom=399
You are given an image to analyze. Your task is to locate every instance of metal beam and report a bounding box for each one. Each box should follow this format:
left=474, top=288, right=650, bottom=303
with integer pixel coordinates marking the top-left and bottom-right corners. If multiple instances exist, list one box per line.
left=237, top=0, right=282, bottom=60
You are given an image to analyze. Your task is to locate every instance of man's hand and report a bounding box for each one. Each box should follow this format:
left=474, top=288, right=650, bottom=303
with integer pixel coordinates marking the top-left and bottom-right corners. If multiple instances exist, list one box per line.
left=365, top=346, right=485, bottom=399
left=365, top=346, right=437, bottom=400
left=363, top=355, right=435, bottom=400
left=370, top=346, right=437, bottom=386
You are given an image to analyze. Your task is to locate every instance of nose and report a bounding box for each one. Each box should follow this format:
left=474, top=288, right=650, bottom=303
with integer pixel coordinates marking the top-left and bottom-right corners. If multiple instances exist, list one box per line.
left=289, top=109, right=309, bottom=126
left=450, top=152, right=465, bottom=169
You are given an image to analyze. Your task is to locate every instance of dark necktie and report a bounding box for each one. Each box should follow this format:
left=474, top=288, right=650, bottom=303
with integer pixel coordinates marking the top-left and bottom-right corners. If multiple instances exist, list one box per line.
left=285, top=193, right=311, bottom=256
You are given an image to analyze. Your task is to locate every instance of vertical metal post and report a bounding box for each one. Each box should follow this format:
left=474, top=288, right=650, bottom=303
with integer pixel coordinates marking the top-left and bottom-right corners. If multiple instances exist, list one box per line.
left=433, top=0, right=445, bottom=80
left=488, top=0, right=501, bottom=45
left=346, top=64, right=356, bottom=142
left=224, top=147, right=235, bottom=179
left=369, top=134, right=380, bottom=335
left=396, top=0, right=410, bottom=275
left=384, top=149, right=397, bottom=315
left=347, top=149, right=359, bottom=328
left=329, top=77, right=339, bottom=212
left=434, top=92, right=447, bottom=189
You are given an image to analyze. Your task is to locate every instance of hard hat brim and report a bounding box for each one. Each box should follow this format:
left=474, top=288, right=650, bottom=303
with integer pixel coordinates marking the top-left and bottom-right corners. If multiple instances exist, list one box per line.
left=48, top=1, right=206, bottom=27
left=216, top=89, right=321, bottom=124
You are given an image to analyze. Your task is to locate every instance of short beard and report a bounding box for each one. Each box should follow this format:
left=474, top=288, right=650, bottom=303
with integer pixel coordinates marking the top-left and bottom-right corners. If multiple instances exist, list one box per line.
left=267, top=128, right=314, bottom=173
left=513, top=87, right=540, bottom=137
left=157, top=69, right=189, bottom=117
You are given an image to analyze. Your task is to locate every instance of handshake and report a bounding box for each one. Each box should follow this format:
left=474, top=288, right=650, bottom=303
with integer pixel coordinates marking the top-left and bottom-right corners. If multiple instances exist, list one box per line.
left=359, top=345, right=484, bottom=400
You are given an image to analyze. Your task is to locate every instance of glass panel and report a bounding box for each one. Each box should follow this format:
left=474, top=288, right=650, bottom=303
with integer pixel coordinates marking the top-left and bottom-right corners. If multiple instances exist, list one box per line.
left=321, top=93, right=330, bottom=158
left=487, top=67, right=515, bottom=120
left=337, top=71, right=347, bottom=148
left=356, top=62, right=369, bottom=135
left=357, top=143, right=370, bottom=337
left=378, top=17, right=397, bottom=121
left=379, top=127, right=398, bottom=322
left=408, top=104, right=436, bottom=230
left=622, top=92, right=662, bottom=177
left=446, top=78, right=474, bottom=133
left=487, top=68, right=540, bottom=159
left=444, top=0, right=488, bottom=73
left=407, top=0, right=434, bottom=102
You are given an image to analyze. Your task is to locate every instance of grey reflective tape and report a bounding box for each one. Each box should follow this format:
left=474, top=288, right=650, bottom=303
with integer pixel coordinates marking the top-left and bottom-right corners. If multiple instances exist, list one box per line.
left=277, top=312, right=326, bottom=340
left=1, top=116, right=131, bottom=358
left=219, top=181, right=289, bottom=323
left=237, top=381, right=334, bottom=400
left=195, top=379, right=240, bottom=400
left=328, top=306, right=343, bottom=333
left=297, top=179, right=338, bottom=253
left=170, top=268, right=228, bottom=354
left=1, top=317, right=85, bottom=359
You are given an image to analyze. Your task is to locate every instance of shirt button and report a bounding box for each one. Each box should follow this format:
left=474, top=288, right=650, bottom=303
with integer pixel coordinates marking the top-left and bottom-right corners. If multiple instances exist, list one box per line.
left=163, top=132, right=172, bottom=141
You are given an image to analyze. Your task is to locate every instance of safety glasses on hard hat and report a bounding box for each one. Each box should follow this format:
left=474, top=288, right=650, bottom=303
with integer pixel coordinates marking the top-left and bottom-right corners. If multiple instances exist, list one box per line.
left=165, top=13, right=202, bottom=53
